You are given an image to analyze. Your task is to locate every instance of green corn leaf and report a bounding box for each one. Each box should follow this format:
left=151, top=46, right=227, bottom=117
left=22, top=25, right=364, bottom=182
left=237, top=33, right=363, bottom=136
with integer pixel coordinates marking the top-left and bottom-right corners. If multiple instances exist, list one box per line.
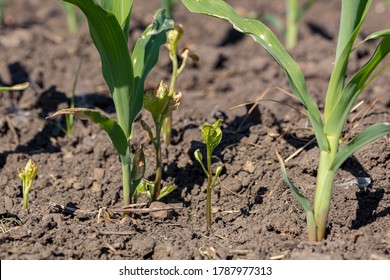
left=132, top=9, right=174, bottom=126
left=96, top=0, right=133, bottom=39
left=48, top=108, right=128, bottom=158
left=275, top=146, right=317, bottom=241
left=0, top=82, right=29, bottom=92
left=325, top=36, right=390, bottom=136
left=330, top=123, right=390, bottom=171
left=324, top=0, right=372, bottom=121
left=202, top=119, right=223, bottom=153
left=335, top=0, right=371, bottom=61
left=181, top=0, right=328, bottom=152
left=357, top=29, right=390, bottom=46
left=64, top=0, right=135, bottom=139
left=275, top=147, right=312, bottom=213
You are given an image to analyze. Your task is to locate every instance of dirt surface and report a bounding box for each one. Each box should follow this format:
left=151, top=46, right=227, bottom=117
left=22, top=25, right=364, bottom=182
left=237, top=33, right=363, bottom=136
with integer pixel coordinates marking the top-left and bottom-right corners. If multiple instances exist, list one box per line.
left=0, top=0, right=389, bottom=260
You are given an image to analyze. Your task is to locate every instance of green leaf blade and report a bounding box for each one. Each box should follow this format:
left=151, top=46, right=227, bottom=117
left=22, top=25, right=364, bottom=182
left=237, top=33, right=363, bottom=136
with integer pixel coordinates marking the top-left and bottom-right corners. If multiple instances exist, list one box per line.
left=64, top=0, right=135, bottom=139
left=132, top=9, right=174, bottom=126
left=48, top=108, right=128, bottom=158
left=331, top=123, right=390, bottom=171
left=181, top=0, right=328, bottom=152
left=202, top=119, right=223, bottom=153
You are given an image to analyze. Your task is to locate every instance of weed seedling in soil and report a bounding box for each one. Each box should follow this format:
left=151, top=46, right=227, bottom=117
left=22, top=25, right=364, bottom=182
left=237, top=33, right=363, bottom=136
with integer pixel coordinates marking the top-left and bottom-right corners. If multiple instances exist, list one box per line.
left=18, top=159, right=38, bottom=210
left=49, top=0, right=173, bottom=207
left=194, top=119, right=223, bottom=227
left=139, top=81, right=181, bottom=202
left=163, top=25, right=198, bottom=145
left=182, top=0, right=390, bottom=241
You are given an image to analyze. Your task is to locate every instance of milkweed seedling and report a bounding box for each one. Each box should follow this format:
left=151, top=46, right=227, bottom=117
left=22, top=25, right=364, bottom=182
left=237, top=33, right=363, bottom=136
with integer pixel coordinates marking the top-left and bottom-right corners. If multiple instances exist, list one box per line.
left=163, top=25, right=198, bottom=145
left=182, top=0, right=390, bottom=241
left=194, top=119, right=223, bottom=227
left=139, top=81, right=180, bottom=202
left=49, top=0, right=173, bottom=208
left=18, top=159, right=38, bottom=210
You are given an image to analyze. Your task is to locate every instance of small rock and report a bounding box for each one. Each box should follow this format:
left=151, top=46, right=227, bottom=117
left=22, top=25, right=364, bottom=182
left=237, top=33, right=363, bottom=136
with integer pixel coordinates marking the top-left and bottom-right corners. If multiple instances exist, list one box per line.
left=93, top=168, right=105, bottom=181
left=91, top=182, right=102, bottom=193
left=243, top=161, right=255, bottom=173
left=4, top=196, right=14, bottom=210
left=149, top=201, right=174, bottom=220
left=73, top=182, right=85, bottom=190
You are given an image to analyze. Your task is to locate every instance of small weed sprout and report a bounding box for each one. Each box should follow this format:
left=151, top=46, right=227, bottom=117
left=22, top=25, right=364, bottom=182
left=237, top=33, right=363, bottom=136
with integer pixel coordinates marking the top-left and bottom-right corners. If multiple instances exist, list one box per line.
left=140, top=81, right=181, bottom=202
left=163, top=25, right=198, bottom=145
left=18, top=159, right=38, bottom=210
left=194, top=119, right=223, bottom=227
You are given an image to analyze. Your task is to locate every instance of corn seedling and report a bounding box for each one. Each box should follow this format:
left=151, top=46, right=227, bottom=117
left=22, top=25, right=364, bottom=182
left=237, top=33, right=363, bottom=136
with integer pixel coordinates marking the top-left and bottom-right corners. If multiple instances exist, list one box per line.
left=18, top=159, right=38, bottom=210
left=285, top=0, right=316, bottom=49
left=182, top=0, right=390, bottom=241
left=60, top=1, right=80, bottom=33
left=49, top=0, right=173, bottom=207
left=194, top=119, right=223, bottom=227
left=65, top=58, right=83, bottom=136
left=163, top=25, right=198, bottom=145
left=139, top=82, right=180, bottom=202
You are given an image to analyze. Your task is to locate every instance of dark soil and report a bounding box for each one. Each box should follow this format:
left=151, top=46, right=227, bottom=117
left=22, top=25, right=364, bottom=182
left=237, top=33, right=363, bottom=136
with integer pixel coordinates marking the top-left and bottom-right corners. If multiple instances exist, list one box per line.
left=0, top=0, right=389, bottom=260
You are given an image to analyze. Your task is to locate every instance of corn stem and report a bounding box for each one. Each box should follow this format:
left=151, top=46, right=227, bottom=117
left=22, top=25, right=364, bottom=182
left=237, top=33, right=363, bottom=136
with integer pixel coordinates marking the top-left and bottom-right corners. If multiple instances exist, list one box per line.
left=314, top=135, right=338, bottom=241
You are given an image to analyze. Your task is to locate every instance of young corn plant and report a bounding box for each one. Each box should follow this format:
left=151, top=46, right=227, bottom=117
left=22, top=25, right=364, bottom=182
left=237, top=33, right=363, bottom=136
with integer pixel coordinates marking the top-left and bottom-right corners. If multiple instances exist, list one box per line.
left=18, top=159, right=39, bottom=210
left=139, top=81, right=181, bottom=202
left=285, top=0, right=316, bottom=49
left=194, top=119, right=223, bottom=227
left=49, top=0, right=173, bottom=207
left=182, top=0, right=390, bottom=241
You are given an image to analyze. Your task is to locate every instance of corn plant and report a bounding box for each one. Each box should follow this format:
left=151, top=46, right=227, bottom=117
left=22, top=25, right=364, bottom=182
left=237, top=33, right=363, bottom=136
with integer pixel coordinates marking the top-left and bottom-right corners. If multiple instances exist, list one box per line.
left=285, top=0, right=316, bottom=49
left=140, top=81, right=180, bottom=202
left=18, top=159, right=39, bottom=210
left=49, top=0, right=173, bottom=207
left=194, top=119, right=223, bottom=227
left=182, top=0, right=390, bottom=241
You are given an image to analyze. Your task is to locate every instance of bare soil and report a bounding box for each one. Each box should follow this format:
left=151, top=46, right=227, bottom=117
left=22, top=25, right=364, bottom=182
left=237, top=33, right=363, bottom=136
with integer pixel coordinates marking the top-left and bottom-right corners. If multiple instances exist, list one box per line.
left=0, top=0, right=389, bottom=260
